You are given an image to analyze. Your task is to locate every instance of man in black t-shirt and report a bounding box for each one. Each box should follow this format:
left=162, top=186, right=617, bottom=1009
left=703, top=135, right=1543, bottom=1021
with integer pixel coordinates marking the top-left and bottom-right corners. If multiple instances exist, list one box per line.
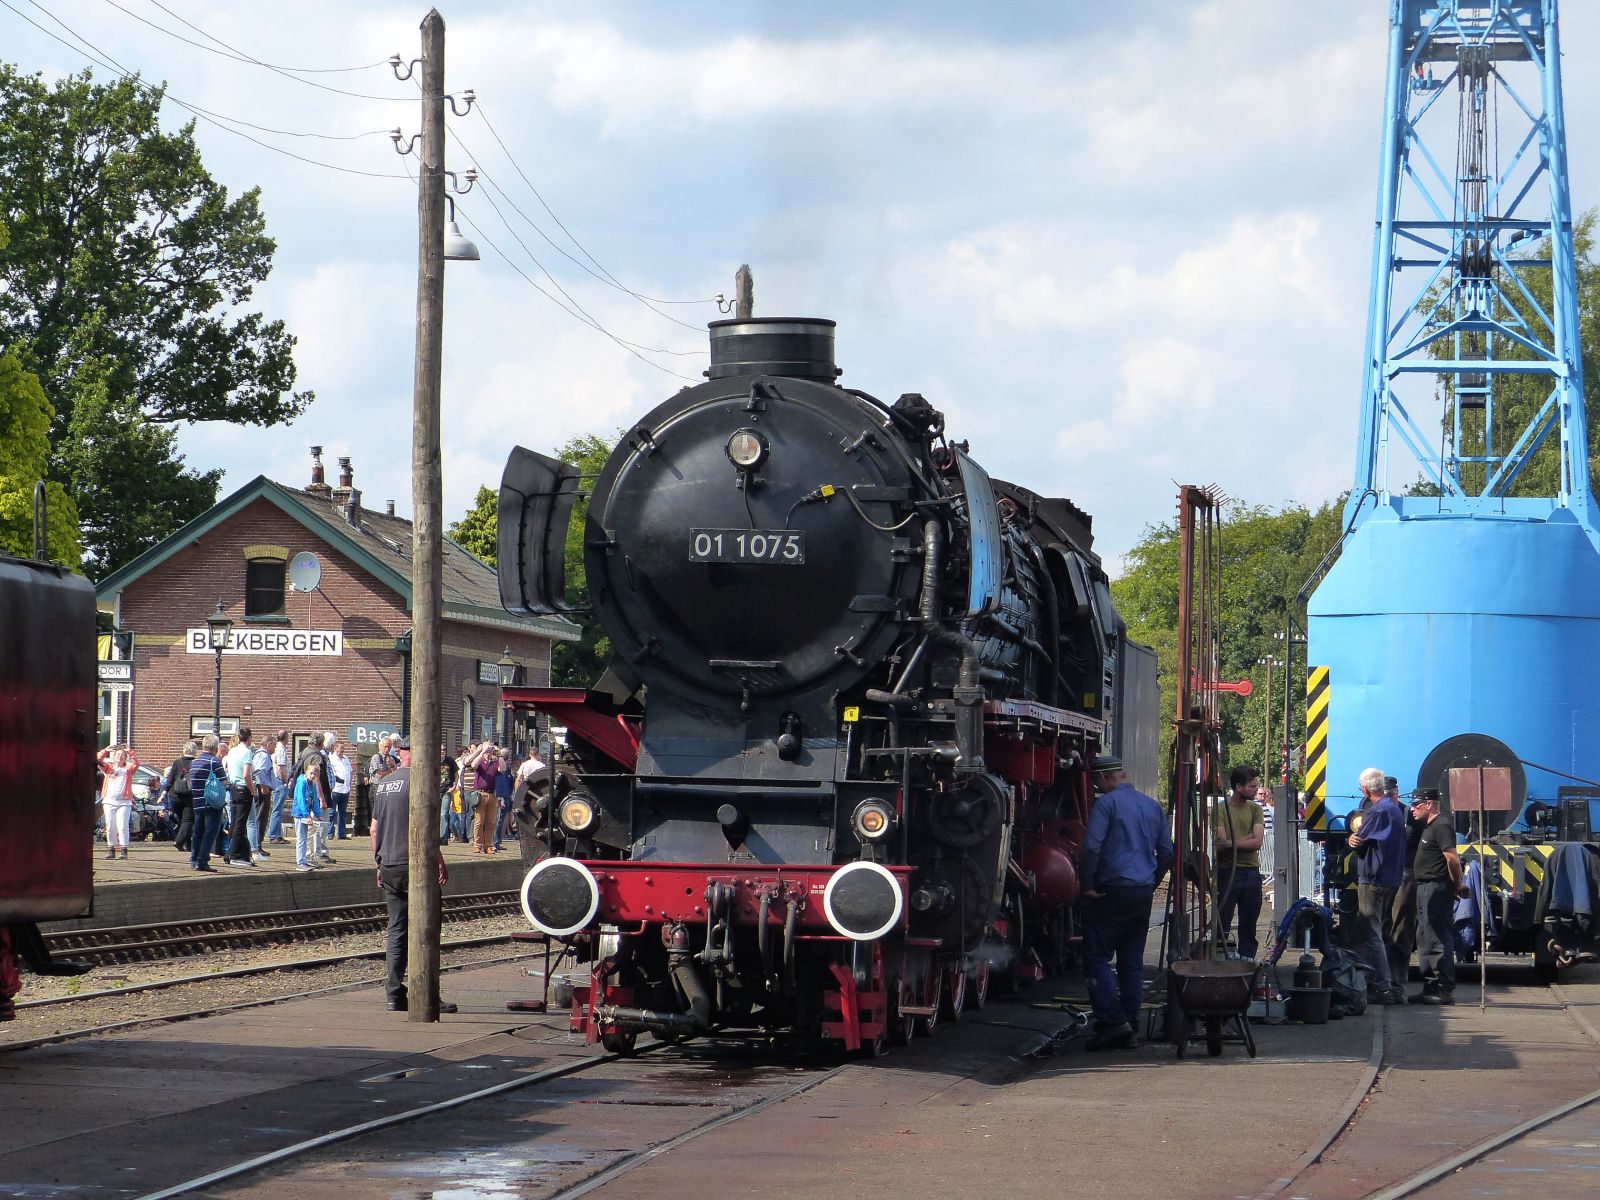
left=369, top=766, right=455, bottom=1015
left=1409, top=788, right=1464, bottom=1004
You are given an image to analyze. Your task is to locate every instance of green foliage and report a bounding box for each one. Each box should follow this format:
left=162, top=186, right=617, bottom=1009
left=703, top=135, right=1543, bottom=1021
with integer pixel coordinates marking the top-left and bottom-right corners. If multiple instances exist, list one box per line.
left=450, top=432, right=618, bottom=689
left=1112, top=499, right=1347, bottom=797
left=1425, top=210, right=1600, bottom=498
left=448, top=485, right=498, bottom=566
left=0, top=347, right=82, bottom=568
left=0, top=65, right=309, bottom=574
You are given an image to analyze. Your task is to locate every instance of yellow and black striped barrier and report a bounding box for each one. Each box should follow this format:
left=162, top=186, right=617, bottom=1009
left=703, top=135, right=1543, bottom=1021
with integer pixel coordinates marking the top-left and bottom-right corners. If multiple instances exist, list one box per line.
left=1460, top=842, right=1555, bottom=894
left=1306, top=666, right=1329, bottom=832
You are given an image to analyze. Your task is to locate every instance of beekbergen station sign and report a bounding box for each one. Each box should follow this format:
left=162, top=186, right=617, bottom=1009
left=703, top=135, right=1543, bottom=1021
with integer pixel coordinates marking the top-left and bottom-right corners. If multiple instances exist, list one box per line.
left=185, top=628, right=344, bottom=656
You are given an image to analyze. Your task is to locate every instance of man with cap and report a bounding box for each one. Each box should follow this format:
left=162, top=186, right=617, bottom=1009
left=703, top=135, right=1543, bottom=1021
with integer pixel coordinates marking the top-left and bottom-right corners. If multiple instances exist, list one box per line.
left=370, top=760, right=456, bottom=1015
left=1348, top=767, right=1408, bottom=1004
left=1409, top=787, right=1464, bottom=1004
left=1080, top=752, right=1173, bottom=1050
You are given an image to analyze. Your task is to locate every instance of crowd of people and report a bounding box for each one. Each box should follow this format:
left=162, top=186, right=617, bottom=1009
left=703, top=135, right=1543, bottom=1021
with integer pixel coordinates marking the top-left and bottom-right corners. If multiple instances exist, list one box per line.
left=96, top=731, right=547, bottom=872
left=1210, top=764, right=1462, bottom=1005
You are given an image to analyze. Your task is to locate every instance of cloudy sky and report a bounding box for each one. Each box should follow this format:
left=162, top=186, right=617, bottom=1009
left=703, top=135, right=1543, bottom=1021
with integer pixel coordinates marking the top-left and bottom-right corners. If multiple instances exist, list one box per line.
left=8, top=0, right=1600, bottom=572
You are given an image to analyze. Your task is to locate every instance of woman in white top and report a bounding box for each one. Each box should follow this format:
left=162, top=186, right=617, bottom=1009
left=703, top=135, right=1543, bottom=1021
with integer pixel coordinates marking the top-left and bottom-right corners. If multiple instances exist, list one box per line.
left=96, top=744, right=141, bottom=860
left=327, top=742, right=353, bottom=840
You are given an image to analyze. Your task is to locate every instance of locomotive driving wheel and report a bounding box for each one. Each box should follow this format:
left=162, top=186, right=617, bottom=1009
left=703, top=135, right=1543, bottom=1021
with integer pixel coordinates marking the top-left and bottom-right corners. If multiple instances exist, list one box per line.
left=941, top=960, right=967, bottom=1021
left=966, top=956, right=991, bottom=1010
left=914, top=964, right=943, bottom=1037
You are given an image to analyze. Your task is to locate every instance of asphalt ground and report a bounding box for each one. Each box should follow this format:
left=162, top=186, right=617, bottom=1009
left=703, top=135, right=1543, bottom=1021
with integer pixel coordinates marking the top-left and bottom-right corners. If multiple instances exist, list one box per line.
left=8, top=889, right=1600, bottom=1198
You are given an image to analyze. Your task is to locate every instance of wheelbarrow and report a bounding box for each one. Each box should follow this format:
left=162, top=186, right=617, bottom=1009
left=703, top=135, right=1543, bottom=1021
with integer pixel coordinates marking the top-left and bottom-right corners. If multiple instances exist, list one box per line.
left=1170, top=960, right=1262, bottom=1058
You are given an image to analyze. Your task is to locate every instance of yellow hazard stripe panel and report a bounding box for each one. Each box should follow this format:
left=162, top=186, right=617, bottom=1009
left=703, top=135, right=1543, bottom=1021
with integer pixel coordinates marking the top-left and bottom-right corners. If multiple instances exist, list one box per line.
left=1305, top=666, right=1329, bottom=829
left=1459, top=843, right=1556, bottom=890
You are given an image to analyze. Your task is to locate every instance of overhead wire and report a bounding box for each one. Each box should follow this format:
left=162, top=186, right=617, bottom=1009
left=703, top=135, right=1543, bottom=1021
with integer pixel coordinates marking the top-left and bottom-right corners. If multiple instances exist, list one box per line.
left=471, top=102, right=719, bottom=309
left=395, top=156, right=701, bottom=383
left=5, top=0, right=411, bottom=178
left=469, top=178, right=702, bottom=359
left=14, top=0, right=713, bottom=374
left=104, top=0, right=386, bottom=74
left=137, top=0, right=428, bottom=101
left=453, top=204, right=703, bottom=384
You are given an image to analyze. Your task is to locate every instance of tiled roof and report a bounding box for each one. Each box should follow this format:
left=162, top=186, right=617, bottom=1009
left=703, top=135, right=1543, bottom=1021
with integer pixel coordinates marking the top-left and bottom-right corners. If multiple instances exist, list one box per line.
left=96, top=474, right=582, bottom=643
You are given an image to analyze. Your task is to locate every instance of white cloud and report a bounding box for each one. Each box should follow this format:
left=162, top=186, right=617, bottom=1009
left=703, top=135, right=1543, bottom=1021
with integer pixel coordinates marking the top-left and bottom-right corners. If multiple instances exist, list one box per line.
left=17, top=0, right=1600, bottom=575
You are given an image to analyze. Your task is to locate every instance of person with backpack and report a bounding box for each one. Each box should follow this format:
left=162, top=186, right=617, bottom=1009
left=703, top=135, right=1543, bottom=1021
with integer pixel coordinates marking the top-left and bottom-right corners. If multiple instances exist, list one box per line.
left=186, top=735, right=228, bottom=873
left=165, top=741, right=198, bottom=852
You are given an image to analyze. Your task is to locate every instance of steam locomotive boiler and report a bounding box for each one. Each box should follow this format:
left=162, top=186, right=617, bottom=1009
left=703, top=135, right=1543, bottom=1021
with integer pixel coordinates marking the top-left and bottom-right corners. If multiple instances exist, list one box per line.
left=498, top=317, right=1157, bottom=1053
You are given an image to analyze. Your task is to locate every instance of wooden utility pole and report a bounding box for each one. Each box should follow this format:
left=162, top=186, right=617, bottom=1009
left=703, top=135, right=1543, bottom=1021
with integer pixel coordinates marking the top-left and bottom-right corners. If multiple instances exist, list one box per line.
left=735, top=264, right=754, bottom=319
left=407, top=7, right=446, bottom=1023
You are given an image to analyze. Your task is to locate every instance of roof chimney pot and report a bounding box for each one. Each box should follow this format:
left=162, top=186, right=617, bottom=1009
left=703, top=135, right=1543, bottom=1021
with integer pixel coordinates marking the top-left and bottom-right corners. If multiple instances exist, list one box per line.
left=306, top=446, right=331, bottom=496
left=385, top=500, right=396, bottom=516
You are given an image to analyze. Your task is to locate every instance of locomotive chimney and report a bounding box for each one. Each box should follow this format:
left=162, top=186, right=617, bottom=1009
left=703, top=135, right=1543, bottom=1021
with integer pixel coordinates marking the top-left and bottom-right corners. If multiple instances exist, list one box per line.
left=707, top=317, right=839, bottom=382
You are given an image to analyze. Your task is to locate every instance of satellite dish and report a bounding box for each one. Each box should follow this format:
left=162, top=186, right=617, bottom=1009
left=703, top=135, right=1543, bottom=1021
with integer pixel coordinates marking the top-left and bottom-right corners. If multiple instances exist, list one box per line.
left=288, top=552, right=322, bottom=592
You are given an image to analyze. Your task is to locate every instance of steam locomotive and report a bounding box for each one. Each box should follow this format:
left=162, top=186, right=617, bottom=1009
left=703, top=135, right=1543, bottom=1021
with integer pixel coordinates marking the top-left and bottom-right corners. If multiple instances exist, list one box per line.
left=498, top=317, right=1157, bottom=1053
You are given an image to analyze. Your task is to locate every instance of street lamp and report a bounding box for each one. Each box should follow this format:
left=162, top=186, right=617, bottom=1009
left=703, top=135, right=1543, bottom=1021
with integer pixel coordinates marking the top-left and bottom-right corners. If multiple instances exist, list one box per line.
left=497, top=648, right=517, bottom=746
left=205, top=600, right=233, bottom=737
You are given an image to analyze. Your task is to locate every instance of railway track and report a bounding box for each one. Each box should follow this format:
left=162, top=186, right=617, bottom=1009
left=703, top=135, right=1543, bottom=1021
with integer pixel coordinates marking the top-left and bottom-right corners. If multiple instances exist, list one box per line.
left=42, top=890, right=520, bottom=965
left=0, top=936, right=538, bottom=1054
left=1259, top=974, right=1600, bottom=1199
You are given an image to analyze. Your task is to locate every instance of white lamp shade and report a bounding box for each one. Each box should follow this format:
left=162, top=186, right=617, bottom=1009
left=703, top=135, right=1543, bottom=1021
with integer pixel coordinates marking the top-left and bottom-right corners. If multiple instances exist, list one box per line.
left=444, top=220, right=480, bottom=262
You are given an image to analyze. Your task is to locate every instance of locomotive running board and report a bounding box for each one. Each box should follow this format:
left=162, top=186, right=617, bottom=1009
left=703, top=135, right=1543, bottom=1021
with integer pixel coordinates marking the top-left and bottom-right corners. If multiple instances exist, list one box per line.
left=923, top=696, right=1107, bottom=737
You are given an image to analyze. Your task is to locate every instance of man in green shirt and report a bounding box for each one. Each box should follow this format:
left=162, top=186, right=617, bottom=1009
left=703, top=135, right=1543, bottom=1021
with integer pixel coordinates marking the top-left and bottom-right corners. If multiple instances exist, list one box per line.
left=1214, top=766, right=1266, bottom=958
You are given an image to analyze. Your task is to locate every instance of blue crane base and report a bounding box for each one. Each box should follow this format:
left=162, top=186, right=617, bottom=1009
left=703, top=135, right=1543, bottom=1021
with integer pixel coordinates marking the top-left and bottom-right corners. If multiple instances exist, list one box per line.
left=1308, top=497, right=1600, bottom=831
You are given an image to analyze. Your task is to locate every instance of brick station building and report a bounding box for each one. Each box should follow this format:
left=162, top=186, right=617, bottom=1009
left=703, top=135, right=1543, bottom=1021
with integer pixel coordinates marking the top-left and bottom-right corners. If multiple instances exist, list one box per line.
left=95, top=451, right=579, bottom=767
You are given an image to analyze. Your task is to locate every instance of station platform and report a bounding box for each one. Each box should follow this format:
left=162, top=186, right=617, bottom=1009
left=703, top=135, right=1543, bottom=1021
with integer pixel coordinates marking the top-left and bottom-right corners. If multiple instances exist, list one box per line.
left=48, top=838, right=528, bottom=931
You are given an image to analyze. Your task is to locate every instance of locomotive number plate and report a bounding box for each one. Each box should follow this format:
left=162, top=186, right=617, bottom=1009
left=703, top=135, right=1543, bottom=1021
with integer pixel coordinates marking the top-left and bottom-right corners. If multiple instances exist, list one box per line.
left=689, top=529, right=805, bottom=564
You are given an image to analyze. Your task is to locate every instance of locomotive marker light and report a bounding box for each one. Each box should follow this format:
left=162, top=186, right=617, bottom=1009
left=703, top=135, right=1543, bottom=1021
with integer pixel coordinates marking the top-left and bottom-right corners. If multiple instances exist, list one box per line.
left=850, top=798, right=895, bottom=842
left=725, top=428, right=769, bottom=471
left=821, top=860, right=904, bottom=941
left=558, top=795, right=598, bottom=836
left=521, top=857, right=601, bottom=937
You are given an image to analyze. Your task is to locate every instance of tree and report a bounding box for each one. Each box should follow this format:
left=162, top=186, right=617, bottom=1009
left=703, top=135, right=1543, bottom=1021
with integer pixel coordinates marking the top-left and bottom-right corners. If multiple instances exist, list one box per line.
left=1425, top=210, right=1600, bottom=500
left=449, top=431, right=617, bottom=689
left=0, top=217, right=81, bottom=567
left=1112, top=499, right=1346, bottom=797
left=0, top=346, right=81, bottom=568
left=0, top=66, right=309, bottom=574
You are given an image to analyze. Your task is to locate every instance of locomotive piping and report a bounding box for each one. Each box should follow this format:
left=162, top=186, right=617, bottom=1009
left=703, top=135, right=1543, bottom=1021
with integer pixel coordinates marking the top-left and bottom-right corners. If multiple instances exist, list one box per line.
left=1024, top=541, right=1061, bottom=706
left=919, top=518, right=984, bottom=772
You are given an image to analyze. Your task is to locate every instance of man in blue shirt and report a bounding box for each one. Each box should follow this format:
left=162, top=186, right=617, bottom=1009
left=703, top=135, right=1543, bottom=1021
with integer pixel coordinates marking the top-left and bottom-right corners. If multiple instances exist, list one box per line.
left=186, top=735, right=227, bottom=874
left=1348, top=766, right=1408, bottom=1004
left=1080, top=753, right=1173, bottom=1050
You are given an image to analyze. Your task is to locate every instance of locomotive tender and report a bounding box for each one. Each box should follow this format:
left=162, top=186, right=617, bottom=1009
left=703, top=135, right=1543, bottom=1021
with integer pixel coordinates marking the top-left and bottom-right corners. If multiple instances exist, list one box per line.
left=499, top=317, right=1157, bottom=1053
left=0, top=545, right=97, bottom=1018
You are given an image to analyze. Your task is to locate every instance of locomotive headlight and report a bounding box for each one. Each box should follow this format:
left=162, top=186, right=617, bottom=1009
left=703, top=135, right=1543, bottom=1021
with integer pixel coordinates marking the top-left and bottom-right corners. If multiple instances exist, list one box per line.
left=558, top=796, right=598, bottom=835
left=851, top=799, right=895, bottom=842
left=725, top=428, right=768, bottom=471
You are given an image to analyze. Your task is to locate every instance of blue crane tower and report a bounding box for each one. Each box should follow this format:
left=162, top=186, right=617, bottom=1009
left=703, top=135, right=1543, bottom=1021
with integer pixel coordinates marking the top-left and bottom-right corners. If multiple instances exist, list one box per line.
left=1306, top=0, right=1600, bottom=834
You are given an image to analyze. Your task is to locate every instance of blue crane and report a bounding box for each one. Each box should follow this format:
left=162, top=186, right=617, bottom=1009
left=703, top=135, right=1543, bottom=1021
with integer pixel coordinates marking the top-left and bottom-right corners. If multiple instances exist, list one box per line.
left=1307, top=0, right=1600, bottom=837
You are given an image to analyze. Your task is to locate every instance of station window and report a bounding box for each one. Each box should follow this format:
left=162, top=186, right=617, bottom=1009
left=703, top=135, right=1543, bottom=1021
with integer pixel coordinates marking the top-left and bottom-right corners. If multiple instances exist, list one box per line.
left=462, top=695, right=475, bottom=746
left=245, top=558, right=287, bottom=616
